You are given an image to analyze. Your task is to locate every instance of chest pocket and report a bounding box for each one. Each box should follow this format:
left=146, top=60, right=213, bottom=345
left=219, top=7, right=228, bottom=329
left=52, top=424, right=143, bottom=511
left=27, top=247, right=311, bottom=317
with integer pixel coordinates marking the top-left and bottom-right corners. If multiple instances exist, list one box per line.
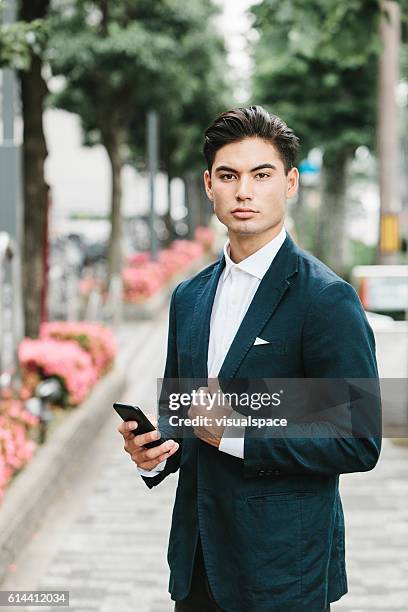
left=250, top=339, right=288, bottom=355
left=238, top=335, right=301, bottom=378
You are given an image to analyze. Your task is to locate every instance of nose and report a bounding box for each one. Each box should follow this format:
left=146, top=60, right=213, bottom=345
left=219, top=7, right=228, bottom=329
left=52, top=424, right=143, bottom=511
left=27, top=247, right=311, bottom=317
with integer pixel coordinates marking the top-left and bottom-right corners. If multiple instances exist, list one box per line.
left=235, top=176, right=253, bottom=201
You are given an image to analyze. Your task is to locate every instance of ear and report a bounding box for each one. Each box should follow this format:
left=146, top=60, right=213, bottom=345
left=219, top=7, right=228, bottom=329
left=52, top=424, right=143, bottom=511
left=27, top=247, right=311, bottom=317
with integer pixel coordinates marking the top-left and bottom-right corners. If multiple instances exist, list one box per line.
left=286, top=167, right=299, bottom=199
left=203, top=169, right=214, bottom=201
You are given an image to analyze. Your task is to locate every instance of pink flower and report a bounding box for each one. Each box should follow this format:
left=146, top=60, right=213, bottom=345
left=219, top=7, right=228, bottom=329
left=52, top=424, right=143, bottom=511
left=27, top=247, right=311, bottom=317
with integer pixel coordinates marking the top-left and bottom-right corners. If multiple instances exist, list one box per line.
left=39, top=322, right=116, bottom=376
left=126, top=251, right=151, bottom=267
left=0, top=398, right=39, bottom=501
left=19, top=338, right=97, bottom=406
left=194, top=226, right=215, bottom=249
left=123, top=238, right=206, bottom=303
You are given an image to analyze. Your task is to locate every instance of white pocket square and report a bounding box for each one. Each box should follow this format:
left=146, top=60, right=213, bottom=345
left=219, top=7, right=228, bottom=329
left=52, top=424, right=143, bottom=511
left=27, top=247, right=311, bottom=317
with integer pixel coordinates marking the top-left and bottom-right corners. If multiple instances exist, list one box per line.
left=253, top=337, right=270, bottom=346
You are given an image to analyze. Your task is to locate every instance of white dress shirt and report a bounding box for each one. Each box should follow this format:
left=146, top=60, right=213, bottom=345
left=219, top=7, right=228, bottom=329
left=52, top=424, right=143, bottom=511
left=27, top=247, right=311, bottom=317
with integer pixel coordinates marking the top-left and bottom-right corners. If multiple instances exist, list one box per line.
left=139, top=226, right=287, bottom=476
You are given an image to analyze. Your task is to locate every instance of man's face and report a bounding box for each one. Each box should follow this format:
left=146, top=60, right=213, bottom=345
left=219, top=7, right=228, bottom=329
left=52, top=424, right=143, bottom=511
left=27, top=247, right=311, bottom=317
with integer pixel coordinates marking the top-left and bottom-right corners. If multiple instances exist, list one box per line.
left=203, top=137, right=299, bottom=238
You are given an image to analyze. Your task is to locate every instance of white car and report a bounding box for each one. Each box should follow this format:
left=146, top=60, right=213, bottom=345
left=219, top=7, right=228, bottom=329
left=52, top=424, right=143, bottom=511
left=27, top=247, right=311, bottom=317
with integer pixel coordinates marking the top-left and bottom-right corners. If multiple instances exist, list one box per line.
left=352, top=265, right=408, bottom=321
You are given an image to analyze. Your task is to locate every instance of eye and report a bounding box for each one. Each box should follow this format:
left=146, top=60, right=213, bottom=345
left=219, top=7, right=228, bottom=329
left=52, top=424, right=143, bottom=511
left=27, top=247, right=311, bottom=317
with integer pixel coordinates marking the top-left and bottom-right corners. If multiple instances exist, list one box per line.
left=255, top=172, right=270, bottom=179
left=220, top=173, right=237, bottom=181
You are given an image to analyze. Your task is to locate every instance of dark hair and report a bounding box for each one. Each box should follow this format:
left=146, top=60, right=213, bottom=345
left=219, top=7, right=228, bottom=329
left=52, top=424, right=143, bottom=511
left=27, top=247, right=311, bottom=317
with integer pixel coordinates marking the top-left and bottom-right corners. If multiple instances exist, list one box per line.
left=203, top=105, right=300, bottom=175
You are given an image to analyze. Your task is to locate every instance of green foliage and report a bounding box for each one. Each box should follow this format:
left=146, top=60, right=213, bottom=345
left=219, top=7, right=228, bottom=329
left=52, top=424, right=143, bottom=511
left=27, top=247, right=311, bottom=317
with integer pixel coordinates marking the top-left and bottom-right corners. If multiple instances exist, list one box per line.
left=120, top=0, right=232, bottom=174
left=47, top=0, right=231, bottom=173
left=48, top=6, right=185, bottom=135
left=157, top=23, right=232, bottom=175
left=250, top=0, right=383, bottom=159
left=350, top=239, right=376, bottom=266
left=0, top=18, right=47, bottom=69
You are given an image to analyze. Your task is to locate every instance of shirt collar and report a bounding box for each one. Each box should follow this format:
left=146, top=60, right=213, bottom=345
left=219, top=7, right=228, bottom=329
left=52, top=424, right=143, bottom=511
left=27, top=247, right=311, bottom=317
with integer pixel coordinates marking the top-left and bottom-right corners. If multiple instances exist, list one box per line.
left=222, top=226, right=287, bottom=282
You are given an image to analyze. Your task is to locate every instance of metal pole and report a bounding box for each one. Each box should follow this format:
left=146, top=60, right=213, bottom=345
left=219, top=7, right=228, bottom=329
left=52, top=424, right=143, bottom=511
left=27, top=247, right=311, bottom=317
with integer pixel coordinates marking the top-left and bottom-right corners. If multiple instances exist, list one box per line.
left=1, top=0, right=16, bottom=142
left=147, top=110, right=159, bottom=261
left=0, top=0, right=23, bottom=244
left=0, top=232, right=24, bottom=387
left=377, top=0, right=401, bottom=263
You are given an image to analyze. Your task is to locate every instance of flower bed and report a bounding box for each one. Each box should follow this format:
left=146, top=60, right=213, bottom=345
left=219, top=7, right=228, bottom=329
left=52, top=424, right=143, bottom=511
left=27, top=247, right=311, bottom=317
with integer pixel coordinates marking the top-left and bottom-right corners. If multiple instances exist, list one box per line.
left=40, top=322, right=116, bottom=377
left=0, top=393, right=39, bottom=502
left=18, top=322, right=117, bottom=408
left=79, top=230, right=215, bottom=307
left=123, top=234, right=212, bottom=304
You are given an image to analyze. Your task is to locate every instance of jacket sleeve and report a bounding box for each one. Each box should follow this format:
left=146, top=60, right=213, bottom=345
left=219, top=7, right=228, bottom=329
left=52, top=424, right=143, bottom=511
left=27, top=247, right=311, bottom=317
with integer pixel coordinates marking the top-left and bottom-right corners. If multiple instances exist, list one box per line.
left=243, top=281, right=382, bottom=478
left=141, top=283, right=183, bottom=489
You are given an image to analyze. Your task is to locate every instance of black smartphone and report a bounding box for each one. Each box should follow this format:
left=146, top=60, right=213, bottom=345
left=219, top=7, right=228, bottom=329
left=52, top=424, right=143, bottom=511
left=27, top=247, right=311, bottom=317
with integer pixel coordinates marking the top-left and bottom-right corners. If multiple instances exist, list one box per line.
left=113, top=402, right=162, bottom=449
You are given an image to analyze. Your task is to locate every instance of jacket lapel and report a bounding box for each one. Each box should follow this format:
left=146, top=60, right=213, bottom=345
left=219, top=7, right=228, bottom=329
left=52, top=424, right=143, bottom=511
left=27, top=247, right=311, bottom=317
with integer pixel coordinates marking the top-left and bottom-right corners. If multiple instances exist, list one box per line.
left=217, top=234, right=299, bottom=380
left=191, top=256, right=226, bottom=378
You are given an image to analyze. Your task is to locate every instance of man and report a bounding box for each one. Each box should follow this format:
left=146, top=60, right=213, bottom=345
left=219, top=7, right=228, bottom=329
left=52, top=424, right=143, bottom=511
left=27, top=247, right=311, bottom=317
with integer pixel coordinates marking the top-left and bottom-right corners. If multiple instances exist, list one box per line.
left=118, top=106, right=381, bottom=612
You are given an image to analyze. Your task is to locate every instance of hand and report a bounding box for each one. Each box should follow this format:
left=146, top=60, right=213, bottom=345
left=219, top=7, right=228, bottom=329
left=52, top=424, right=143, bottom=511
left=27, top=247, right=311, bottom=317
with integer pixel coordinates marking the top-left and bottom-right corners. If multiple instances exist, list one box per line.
left=117, top=420, right=179, bottom=471
left=188, top=378, right=232, bottom=449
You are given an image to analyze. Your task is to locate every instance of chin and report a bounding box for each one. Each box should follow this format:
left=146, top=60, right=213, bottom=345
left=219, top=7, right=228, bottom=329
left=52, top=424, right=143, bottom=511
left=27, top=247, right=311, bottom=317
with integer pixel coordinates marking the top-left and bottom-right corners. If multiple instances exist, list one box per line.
left=228, top=220, right=266, bottom=235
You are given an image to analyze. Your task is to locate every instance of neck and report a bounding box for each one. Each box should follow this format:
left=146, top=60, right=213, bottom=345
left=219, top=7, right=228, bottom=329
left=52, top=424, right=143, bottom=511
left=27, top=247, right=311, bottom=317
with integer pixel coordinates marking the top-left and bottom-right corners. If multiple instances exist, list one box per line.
left=228, top=223, right=284, bottom=263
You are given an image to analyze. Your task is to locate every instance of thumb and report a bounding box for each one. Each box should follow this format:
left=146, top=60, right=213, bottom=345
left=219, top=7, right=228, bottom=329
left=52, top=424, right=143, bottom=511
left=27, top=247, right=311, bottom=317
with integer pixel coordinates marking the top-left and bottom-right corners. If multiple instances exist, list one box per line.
left=207, top=377, right=221, bottom=396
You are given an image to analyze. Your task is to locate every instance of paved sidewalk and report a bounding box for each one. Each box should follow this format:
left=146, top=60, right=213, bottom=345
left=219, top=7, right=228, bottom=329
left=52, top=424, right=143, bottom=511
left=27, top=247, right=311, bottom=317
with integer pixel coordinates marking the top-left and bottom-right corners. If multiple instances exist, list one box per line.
left=1, top=315, right=407, bottom=611
left=1, top=309, right=177, bottom=612
left=336, top=439, right=408, bottom=611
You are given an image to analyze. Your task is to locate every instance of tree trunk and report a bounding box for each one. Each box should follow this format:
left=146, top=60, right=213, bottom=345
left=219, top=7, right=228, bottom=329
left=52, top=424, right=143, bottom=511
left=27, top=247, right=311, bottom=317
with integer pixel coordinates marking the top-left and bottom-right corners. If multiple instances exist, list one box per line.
left=199, top=174, right=212, bottom=226
left=377, top=0, right=401, bottom=263
left=19, top=0, right=50, bottom=338
left=162, top=173, right=176, bottom=246
left=102, top=128, right=124, bottom=283
left=184, top=172, right=201, bottom=239
left=314, top=150, right=350, bottom=276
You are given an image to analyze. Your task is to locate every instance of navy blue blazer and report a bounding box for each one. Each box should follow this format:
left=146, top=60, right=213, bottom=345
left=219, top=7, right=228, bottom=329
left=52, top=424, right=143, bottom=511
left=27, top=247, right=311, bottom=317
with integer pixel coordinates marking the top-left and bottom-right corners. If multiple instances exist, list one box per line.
left=142, top=233, right=381, bottom=612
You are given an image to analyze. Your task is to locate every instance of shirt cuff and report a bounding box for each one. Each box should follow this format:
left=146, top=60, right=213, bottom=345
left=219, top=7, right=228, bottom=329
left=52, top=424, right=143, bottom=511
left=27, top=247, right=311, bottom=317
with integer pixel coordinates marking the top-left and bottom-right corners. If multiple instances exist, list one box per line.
left=218, top=412, right=245, bottom=459
left=137, top=459, right=167, bottom=477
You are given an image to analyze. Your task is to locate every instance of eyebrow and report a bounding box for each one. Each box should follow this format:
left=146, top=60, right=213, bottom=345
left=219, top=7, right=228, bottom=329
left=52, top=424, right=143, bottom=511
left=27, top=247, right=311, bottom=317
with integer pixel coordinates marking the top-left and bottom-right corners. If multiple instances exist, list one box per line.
left=215, top=163, right=277, bottom=173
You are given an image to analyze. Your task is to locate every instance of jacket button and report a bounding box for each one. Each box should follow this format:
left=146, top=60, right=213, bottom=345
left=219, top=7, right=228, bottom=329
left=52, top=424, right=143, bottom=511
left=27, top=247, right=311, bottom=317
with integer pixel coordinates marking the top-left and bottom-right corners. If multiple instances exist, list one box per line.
left=273, top=469, right=281, bottom=475
left=257, top=469, right=265, bottom=476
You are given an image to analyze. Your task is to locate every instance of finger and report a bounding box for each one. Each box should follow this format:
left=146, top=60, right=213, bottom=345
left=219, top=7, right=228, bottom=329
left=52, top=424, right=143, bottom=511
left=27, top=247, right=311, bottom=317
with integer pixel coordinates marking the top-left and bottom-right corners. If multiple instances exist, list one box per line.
left=207, top=377, right=220, bottom=394
left=125, top=431, right=157, bottom=455
left=192, top=387, right=208, bottom=407
left=142, top=445, right=179, bottom=469
left=133, top=429, right=161, bottom=448
left=189, top=403, right=208, bottom=419
left=139, top=441, right=179, bottom=467
left=142, top=439, right=178, bottom=461
left=124, top=433, right=143, bottom=453
left=118, top=421, right=138, bottom=438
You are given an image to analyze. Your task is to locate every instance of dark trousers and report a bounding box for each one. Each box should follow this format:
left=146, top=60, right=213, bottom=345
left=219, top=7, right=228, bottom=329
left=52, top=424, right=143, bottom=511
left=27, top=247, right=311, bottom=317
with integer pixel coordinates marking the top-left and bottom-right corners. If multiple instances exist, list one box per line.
left=174, top=536, right=331, bottom=612
left=174, top=536, right=222, bottom=611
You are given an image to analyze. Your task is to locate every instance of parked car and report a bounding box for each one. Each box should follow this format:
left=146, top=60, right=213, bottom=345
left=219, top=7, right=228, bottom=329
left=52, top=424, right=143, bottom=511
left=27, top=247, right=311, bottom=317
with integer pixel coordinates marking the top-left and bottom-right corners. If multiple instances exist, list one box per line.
left=351, top=265, right=408, bottom=320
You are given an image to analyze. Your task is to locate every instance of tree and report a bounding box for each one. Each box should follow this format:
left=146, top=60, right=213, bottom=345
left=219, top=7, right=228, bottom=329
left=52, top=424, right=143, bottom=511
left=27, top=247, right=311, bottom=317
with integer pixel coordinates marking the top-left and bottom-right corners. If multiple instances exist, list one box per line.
left=1, top=0, right=230, bottom=332
left=0, top=1, right=50, bottom=338
left=160, top=16, right=232, bottom=238
left=126, top=0, right=232, bottom=242
left=251, top=0, right=383, bottom=274
left=47, top=0, right=227, bottom=279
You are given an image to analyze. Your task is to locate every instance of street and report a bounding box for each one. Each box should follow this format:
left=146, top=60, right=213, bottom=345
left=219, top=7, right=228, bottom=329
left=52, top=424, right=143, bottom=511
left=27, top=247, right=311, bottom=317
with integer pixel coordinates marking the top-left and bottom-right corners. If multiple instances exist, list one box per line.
left=0, top=311, right=407, bottom=611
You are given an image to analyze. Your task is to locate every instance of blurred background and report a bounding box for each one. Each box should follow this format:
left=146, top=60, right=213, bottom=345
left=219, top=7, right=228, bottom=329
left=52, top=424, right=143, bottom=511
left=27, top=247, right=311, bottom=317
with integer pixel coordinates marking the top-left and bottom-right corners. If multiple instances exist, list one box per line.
left=0, top=1, right=408, bottom=611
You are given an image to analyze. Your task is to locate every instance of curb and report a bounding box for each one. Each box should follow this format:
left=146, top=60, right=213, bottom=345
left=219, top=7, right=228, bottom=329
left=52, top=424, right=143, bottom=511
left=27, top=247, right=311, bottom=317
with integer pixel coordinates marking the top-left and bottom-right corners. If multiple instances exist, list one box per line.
left=0, top=366, right=126, bottom=583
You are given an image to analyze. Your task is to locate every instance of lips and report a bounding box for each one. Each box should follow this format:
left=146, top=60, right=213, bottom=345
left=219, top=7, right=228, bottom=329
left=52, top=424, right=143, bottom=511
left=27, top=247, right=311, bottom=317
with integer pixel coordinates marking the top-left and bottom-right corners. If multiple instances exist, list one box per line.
left=231, top=207, right=257, bottom=219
